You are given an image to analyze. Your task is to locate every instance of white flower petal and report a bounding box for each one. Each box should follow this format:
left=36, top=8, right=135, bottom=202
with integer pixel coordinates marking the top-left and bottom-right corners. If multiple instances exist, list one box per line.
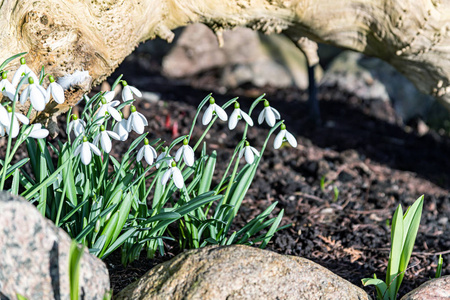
left=20, top=87, right=29, bottom=105
left=144, top=146, right=155, bottom=165
left=107, top=130, right=121, bottom=141
left=122, top=86, right=133, bottom=102
left=67, top=121, right=74, bottom=135
left=183, top=146, right=195, bottom=167
left=271, top=107, right=281, bottom=120
left=214, top=105, right=228, bottom=121
left=285, top=131, right=297, bottom=148
left=258, top=110, right=265, bottom=125
left=130, top=113, right=145, bottom=134
left=29, top=128, right=49, bottom=139
left=175, top=147, right=183, bottom=162
left=129, top=86, right=142, bottom=97
left=202, top=105, right=214, bottom=125
left=107, top=106, right=122, bottom=122
left=137, top=146, right=145, bottom=162
left=250, top=146, right=260, bottom=157
left=104, top=91, right=115, bottom=102
left=228, top=109, right=239, bottom=130
left=100, top=132, right=112, bottom=153
left=15, top=113, right=29, bottom=125
left=265, top=109, right=276, bottom=127
left=74, top=144, right=83, bottom=156
left=172, top=168, right=184, bottom=189
left=113, top=120, right=128, bottom=141
left=274, top=131, right=285, bottom=149
left=51, top=82, right=65, bottom=104
left=89, top=142, right=102, bottom=156
left=0, top=106, right=9, bottom=126
left=137, top=112, right=148, bottom=126
left=29, top=85, right=46, bottom=111
left=239, top=148, right=245, bottom=158
left=80, top=143, right=92, bottom=165
left=161, top=168, right=172, bottom=185
left=241, top=110, right=254, bottom=126
left=244, top=147, right=255, bottom=164
left=93, top=133, right=100, bottom=146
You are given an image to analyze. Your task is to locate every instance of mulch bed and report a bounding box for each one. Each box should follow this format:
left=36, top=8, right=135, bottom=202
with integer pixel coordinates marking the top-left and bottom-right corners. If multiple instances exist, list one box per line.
left=102, top=54, right=450, bottom=299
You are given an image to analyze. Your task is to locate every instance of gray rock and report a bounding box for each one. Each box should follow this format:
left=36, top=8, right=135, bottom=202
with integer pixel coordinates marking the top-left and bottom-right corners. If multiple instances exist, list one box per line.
left=401, top=275, right=450, bottom=300
left=161, top=24, right=321, bottom=90
left=321, top=51, right=438, bottom=122
left=115, top=245, right=370, bottom=300
left=0, top=192, right=109, bottom=299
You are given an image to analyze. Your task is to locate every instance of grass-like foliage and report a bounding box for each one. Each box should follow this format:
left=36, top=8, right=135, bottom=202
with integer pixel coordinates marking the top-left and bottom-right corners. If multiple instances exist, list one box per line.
left=362, top=195, right=424, bottom=300
left=1, top=53, right=296, bottom=265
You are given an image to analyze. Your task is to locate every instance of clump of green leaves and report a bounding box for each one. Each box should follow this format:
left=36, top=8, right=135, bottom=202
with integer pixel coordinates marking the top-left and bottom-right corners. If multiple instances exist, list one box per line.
left=362, top=195, right=424, bottom=300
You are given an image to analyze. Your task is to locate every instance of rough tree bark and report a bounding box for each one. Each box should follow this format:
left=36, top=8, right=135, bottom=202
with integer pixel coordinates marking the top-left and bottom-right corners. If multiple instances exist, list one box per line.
left=1, top=0, right=450, bottom=122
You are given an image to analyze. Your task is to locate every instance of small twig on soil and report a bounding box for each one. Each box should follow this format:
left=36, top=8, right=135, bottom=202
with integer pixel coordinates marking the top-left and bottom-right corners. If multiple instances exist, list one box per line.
left=294, top=192, right=325, bottom=202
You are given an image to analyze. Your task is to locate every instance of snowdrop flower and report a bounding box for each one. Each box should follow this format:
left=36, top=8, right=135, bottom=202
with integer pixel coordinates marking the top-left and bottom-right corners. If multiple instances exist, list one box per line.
left=103, top=90, right=116, bottom=102
left=239, top=141, right=260, bottom=164
left=4, top=106, right=30, bottom=138
left=155, top=151, right=173, bottom=169
left=274, top=124, right=297, bottom=149
left=67, top=115, right=86, bottom=137
left=175, top=138, right=195, bottom=167
left=161, top=161, right=184, bottom=189
left=127, top=105, right=148, bottom=134
left=45, top=75, right=65, bottom=104
left=0, top=72, right=16, bottom=100
left=96, top=96, right=122, bottom=123
left=258, top=100, right=280, bottom=127
left=74, top=136, right=102, bottom=165
left=122, top=81, right=142, bottom=102
left=93, top=125, right=121, bottom=153
left=113, top=112, right=129, bottom=141
left=19, top=77, right=47, bottom=111
left=228, top=101, right=253, bottom=130
left=202, top=97, right=227, bottom=125
left=26, top=123, right=49, bottom=139
left=137, top=138, right=157, bottom=165
left=12, top=57, right=39, bottom=87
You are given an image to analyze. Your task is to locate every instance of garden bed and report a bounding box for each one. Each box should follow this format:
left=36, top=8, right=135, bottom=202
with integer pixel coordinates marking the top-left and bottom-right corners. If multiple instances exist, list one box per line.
left=101, top=56, right=450, bottom=298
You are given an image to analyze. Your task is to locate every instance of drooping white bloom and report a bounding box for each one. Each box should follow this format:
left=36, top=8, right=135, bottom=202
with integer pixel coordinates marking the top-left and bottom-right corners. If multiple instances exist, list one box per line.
left=258, top=100, right=281, bottom=127
left=12, top=57, right=39, bottom=87
left=93, top=125, right=121, bottom=153
left=113, top=113, right=129, bottom=141
left=74, top=136, right=102, bottom=165
left=19, top=77, right=47, bottom=111
left=274, top=124, right=297, bottom=149
left=202, top=97, right=228, bottom=125
left=175, top=138, right=195, bottom=167
left=4, top=106, right=30, bottom=138
left=57, top=70, right=91, bottom=90
left=122, top=81, right=142, bottom=102
left=67, top=115, right=86, bottom=137
left=239, top=141, right=260, bottom=164
left=155, top=151, right=173, bottom=169
left=127, top=105, right=148, bottom=134
left=0, top=72, right=16, bottom=101
left=45, top=75, right=65, bottom=104
left=27, top=123, right=49, bottom=139
left=95, top=96, right=122, bottom=123
left=228, top=101, right=253, bottom=130
left=103, top=90, right=116, bottom=103
left=137, top=138, right=158, bottom=165
left=161, top=161, right=184, bottom=189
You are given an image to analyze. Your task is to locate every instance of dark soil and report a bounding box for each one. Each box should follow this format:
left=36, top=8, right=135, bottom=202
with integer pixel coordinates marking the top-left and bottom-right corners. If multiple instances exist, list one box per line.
left=99, top=52, right=450, bottom=299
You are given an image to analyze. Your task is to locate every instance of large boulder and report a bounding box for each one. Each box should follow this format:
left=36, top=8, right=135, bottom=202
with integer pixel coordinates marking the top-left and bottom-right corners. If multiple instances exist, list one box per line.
left=0, top=192, right=110, bottom=299
left=115, top=245, right=370, bottom=300
left=161, top=24, right=321, bottom=90
left=401, top=275, right=450, bottom=300
left=320, top=51, right=438, bottom=122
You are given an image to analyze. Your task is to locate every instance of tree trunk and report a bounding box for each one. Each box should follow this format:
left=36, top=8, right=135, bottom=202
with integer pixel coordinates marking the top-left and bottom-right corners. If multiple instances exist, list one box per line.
left=1, top=0, right=450, bottom=121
